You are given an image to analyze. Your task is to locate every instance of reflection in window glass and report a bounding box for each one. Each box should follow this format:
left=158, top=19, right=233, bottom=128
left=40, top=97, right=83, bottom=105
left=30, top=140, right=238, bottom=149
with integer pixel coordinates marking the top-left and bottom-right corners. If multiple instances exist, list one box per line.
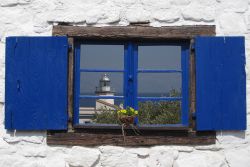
left=138, top=45, right=181, bottom=70
left=80, top=72, right=123, bottom=96
left=79, top=72, right=123, bottom=125
left=80, top=44, right=124, bottom=69
left=79, top=99, right=124, bottom=124
left=138, top=101, right=181, bottom=124
left=138, top=73, right=181, bottom=97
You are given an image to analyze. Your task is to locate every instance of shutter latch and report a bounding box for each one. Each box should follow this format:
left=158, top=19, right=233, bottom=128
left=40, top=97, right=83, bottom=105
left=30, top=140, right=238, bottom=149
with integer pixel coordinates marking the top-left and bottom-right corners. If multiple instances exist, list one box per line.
left=68, top=44, right=73, bottom=51
left=192, top=112, right=196, bottom=120
left=191, top=39, right=195, bottom=51
left=17, top=80, right=21, bottom=92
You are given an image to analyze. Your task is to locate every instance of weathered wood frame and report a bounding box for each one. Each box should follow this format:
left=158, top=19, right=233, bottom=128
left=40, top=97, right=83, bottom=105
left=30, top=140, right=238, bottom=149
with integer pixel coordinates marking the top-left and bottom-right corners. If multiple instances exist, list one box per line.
left=48, top=25, right=216, bottom=146
left=53, top=25, right=215, bottom=40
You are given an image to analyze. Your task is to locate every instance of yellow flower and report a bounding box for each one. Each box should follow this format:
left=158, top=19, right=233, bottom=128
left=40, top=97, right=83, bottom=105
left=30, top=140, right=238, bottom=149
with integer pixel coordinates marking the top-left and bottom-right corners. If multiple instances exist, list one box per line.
left=118, top=107, right=138, bottom=116
left=118, top=109, right=127, bottom=115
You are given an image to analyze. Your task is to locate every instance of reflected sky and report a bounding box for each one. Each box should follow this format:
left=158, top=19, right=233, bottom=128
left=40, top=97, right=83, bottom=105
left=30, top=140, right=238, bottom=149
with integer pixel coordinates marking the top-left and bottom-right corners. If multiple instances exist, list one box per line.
left=80, top=44, right=182, bottom=96
left=80, top=44, right=124, bottom=69
left=138, top=45, right=181, bottom=70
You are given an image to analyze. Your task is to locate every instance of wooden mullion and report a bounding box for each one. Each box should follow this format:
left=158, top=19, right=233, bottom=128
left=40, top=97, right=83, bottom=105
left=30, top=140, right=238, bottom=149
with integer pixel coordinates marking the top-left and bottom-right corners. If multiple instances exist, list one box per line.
left=67, top=37, right=74, bottom=132
left=189, top=38, right=196, bottom=129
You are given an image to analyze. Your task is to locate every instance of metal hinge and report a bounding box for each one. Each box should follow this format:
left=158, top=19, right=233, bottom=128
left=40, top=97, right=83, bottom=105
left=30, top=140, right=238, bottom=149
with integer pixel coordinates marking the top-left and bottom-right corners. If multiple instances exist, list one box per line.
left=190, top=38, right=195, bottom=51
left=14, top=38, right=18, bottom=48
left=192, top=112, right=196, bottom=120
left=68, top=44, right=73, bottom=51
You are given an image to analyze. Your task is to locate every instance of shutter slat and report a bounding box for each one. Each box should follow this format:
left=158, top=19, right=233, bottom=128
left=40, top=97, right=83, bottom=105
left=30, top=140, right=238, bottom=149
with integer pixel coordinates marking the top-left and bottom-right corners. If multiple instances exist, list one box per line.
left=195, top=36, right=246, bottom=131
left=5, top=37, right=68, bottom=130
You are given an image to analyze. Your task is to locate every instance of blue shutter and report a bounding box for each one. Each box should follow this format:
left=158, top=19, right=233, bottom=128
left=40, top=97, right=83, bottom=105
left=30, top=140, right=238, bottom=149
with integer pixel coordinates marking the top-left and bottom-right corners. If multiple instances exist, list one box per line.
left=195, top=36, right=246, bottom=131
left=5, top=37, right=68, bottom=130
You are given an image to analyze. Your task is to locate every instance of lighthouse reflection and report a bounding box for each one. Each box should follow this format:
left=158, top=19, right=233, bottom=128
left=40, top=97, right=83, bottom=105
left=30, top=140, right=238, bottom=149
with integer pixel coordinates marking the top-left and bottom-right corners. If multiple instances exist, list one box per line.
left=79, top=73, right=123, bottom=124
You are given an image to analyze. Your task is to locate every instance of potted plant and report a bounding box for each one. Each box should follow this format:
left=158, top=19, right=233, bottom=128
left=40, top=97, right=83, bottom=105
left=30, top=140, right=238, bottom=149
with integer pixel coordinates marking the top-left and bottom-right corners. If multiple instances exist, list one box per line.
left=117, top=107, right=138, bottom=125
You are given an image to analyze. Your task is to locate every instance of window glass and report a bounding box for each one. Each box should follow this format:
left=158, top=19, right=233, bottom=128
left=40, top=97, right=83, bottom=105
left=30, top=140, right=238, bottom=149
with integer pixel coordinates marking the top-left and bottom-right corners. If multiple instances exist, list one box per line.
left=137, top=44, right=182, bottom=125
left=138, top=101, right=181, bottom=124
left=79, top=72, right=123, bottom=125
left=77, top=42, right=185, bottom=126
left=138, top=73, right=181, bottom=97
left=79, top=98, right=124, bottom=124
left=80, top=44, right=124, bottom=69
left=80, top=72, right=123, bottom=96
left=138, top=45, right=181, bottom=70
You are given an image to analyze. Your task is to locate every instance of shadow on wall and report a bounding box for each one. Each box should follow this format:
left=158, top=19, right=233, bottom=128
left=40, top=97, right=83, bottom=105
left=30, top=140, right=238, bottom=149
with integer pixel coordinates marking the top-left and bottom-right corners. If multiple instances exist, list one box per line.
left=6, top=131, right=46, bottom=138
left=216, top=131, right=247, bottom=144
left=3, top=130, right=46, bottom=144
left=217, top=131, right=245, bottom=138
left=0, top=103, right=46, bottom=144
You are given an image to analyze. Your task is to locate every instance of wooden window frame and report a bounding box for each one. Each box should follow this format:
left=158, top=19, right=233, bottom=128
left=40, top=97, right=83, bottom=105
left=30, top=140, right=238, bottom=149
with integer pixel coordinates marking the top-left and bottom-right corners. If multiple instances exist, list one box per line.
left=47, top=25, right=216, bottom=146
left=74, top=40, right=189, bottom=127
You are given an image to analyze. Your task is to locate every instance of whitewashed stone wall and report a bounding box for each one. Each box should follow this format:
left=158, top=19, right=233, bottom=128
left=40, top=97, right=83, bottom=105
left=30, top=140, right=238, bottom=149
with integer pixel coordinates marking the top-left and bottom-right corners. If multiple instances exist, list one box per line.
left=0, top=0, right=250, bottom=166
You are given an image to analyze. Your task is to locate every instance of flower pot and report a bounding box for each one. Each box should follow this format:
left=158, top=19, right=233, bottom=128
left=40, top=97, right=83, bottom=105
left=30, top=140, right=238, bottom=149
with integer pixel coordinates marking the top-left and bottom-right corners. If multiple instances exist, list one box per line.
left=119, top=115, right=135, bottom=125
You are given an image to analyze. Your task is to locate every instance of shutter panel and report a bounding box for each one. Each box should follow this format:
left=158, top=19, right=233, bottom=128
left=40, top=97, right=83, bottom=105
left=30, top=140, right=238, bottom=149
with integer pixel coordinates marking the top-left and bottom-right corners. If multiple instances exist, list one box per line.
left=195, top=36, right=246, bottom=131
left=5, top=37, right=68, bottom=130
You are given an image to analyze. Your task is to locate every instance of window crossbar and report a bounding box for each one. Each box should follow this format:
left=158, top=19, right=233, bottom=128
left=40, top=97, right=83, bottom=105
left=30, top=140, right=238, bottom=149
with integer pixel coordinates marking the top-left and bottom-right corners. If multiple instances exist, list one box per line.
left=80, top=69, right=124, bottom=73
left=137, top=69, right=182, bottom=73
left=79, top=95, right=124, bottom=99
left=137, top=97, right=182, bottom=101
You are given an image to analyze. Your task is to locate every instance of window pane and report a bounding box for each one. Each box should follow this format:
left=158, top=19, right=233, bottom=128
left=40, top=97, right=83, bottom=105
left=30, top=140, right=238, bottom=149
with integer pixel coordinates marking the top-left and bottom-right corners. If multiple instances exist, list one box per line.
left=138, top=73, right=181, bottom=97
left=138, top=45, right=181, bottom=70
left=80, top=72, right=123, bottom=96
left=80, top=44, right=124, bottom=69
left=79, top=98, right=124, bottom=124
left=138, top=101, right=181, bottom=124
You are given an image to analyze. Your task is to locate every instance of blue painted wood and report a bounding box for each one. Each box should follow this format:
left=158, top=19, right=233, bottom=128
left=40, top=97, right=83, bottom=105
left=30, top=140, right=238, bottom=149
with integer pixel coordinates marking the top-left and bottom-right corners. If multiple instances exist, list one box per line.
left=135, top=42, right=189, bottom=126
left=5, top=37, right=16, bottom=130
left=138, top=124, right=185, bottom=127
left=132, top=43, right=138, bottom=110
left=181, top=43, right=190, bottom=126
left=73, top=42, right=81, bottom=125
left=133, top=43, right=139, bottom=124
left=74, top=41, right=189, bottom=127
left=137, top=97, right=182, bottom=101
left=74, top=41, right=126, bottom=125
left=137, top=69, right=182, bottom=73
left=74, top=123, right=187, bottom=128
left=5, top=36, right=68, bottom=130
left=79, top=95, right=124, bottom=99
left=125, top=42, right=134, bottom=108
left=124, top=43, right=129, bottom=108
left=80, top=69, right=124, bottom=72
left=196, top=36, right=246, bottom=130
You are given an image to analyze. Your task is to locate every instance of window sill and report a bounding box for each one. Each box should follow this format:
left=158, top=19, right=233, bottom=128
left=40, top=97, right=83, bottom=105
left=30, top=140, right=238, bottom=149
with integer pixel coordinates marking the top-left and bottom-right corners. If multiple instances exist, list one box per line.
left=47, top=126, right=216, bottom=146
left=74, top=124, right=189, bottom=131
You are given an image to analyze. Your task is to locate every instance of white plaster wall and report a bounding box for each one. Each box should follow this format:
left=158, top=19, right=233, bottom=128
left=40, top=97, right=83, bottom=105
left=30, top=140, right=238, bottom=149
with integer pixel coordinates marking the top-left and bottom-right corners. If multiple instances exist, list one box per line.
left=0, top=0, right=250, bottom=166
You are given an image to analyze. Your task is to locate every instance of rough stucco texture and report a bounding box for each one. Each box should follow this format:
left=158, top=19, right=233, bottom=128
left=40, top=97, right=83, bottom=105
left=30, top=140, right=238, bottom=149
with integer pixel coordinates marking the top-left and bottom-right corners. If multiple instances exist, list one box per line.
left=0, top=0, right=250, bottom=166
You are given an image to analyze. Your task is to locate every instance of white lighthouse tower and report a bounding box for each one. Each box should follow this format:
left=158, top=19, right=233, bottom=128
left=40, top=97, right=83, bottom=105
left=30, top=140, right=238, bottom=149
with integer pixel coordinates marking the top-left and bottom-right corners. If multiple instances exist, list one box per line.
left=95, top=74, right=115, bottom=110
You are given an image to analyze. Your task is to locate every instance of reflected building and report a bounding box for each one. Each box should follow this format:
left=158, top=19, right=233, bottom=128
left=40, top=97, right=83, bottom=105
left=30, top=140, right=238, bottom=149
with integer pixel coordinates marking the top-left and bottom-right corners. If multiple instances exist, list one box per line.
left=95, top=74, right=115, bottom=110
left=79, top=74, right=117, bottom=124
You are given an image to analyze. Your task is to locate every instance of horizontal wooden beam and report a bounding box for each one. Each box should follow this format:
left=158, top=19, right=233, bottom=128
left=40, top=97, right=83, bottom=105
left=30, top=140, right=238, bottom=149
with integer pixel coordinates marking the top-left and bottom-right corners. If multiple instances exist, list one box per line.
left=74, top=124, right=189, bottom=131
left=52, top=25, right=216, bottom=40
left=47, top=131, right=216, bottom=146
